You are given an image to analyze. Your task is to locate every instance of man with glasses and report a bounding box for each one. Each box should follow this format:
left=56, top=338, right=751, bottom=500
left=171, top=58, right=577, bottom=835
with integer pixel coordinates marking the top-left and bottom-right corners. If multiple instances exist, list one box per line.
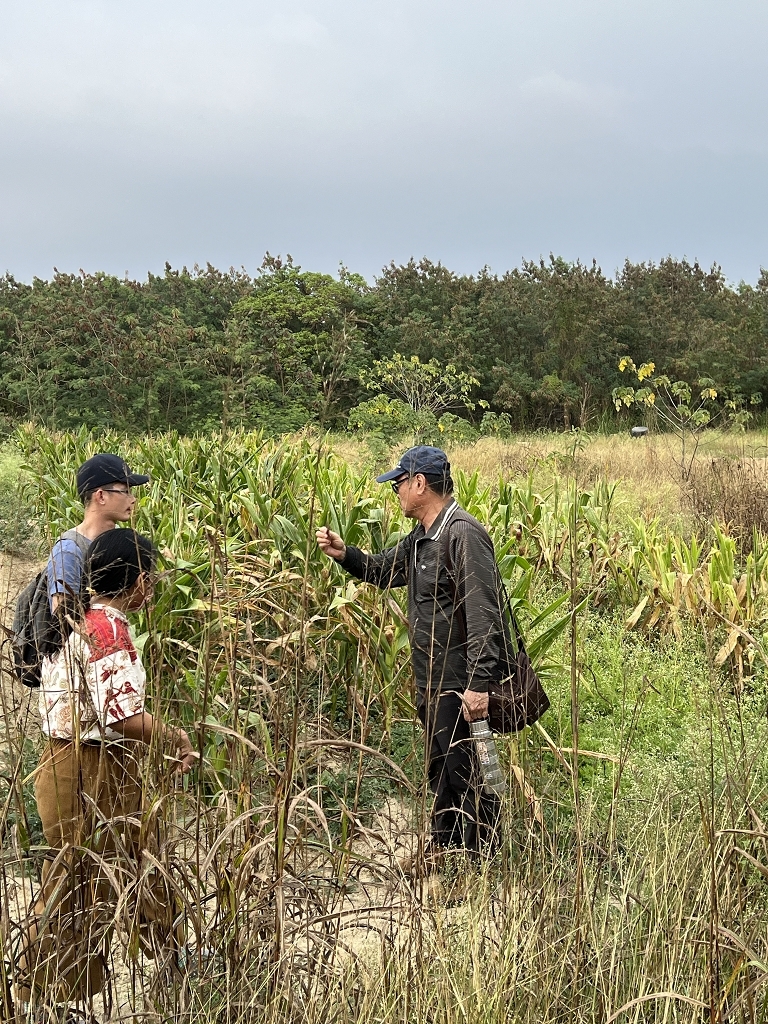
left=47, top=453, right=150, bottom=614
left=317, top=445, right=509, bottom=875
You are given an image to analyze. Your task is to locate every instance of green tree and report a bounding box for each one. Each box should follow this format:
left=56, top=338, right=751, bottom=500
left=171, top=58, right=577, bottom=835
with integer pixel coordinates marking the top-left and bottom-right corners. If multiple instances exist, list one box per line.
left=358, top=352, right=482, bottom=416
left=0, top=269, right=227, bottom=433
left=0, top=254, right=766, bottom=436
left=228, top=256, right=370, bottom=431
left=351, top=352, right=483, bottom=444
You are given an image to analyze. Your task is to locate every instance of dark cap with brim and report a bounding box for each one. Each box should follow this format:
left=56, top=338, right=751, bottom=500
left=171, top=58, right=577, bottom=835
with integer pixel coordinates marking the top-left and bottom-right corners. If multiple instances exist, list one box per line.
left=375, top=445, right=450, bottom=483
left=77, top=453, right=150, bottom=497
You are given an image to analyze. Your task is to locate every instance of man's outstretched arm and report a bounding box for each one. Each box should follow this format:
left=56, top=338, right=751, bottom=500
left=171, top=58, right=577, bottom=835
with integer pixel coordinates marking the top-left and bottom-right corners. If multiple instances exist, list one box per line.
left=316, top=526, right=411, bottom=589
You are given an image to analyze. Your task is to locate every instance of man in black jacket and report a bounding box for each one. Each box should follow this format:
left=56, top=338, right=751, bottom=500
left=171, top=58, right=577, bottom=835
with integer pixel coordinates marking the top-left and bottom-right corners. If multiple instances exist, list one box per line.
left=317, top=445, right=509, bottom=865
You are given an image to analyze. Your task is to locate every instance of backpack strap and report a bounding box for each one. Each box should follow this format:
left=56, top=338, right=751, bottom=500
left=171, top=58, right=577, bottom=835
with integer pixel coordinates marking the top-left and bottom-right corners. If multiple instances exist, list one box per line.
left=60, top=528, right=93, bottom=557
left=497, top=576, right=527, bottom=655
left=39, top=529, right=92, bottom=655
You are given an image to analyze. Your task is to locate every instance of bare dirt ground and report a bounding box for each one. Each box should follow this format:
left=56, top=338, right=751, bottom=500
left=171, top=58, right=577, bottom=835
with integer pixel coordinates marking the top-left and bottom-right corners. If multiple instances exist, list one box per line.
left=0, top=552, right=36, bottom=611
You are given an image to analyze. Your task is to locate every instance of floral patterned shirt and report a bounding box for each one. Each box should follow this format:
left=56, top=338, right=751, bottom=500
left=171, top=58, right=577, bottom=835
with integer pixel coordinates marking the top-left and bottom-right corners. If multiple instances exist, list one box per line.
left=39, top=604, right=146, bottom=742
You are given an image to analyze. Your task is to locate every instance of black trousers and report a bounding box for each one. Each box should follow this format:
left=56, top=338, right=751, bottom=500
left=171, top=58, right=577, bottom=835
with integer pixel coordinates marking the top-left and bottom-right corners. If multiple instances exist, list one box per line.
left=418, top=691, right=501, bottom=855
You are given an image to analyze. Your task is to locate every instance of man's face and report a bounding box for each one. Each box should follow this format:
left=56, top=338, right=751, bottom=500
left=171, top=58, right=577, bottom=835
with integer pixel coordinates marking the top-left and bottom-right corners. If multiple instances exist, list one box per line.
left=392, top=473, right=421, bottom=518
left=97, top=483, right=137, bottom=523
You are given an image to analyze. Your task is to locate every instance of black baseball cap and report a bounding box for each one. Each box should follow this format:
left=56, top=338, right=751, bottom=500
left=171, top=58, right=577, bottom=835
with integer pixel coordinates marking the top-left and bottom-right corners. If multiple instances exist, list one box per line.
left=76, top=453, right=150, bottom=497
left=375, top=446, right=451, bottom=484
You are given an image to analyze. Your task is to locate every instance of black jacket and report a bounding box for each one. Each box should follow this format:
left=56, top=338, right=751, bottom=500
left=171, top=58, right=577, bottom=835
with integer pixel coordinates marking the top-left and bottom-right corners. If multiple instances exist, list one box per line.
left=340, top=501, right=512, bottom=697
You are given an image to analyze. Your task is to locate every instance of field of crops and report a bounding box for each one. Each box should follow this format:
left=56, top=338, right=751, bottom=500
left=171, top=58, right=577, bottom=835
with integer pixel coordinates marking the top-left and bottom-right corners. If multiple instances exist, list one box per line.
left=2, top=426, right=768, bottom=1024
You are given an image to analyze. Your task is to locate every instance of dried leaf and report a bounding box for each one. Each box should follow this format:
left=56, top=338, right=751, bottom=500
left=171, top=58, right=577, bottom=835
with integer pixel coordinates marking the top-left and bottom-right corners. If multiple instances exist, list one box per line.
left=625, top=595, right=649, bottom=630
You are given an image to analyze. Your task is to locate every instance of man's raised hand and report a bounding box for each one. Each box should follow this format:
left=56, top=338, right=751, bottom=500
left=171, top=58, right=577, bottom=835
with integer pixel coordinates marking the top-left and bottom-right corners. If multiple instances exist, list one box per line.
left=316, top=526, right=346, bottom=562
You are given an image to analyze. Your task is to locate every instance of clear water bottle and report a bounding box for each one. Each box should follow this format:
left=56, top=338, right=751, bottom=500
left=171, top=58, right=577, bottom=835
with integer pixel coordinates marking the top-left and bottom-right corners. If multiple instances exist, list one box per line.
left=469, top=719, right=507, bottom=796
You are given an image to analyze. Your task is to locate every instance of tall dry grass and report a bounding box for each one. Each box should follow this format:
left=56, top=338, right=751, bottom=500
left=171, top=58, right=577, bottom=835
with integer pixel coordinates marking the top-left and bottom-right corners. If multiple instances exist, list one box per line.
left=0, top=427, right=767, bottom=1022
left=449, top=428, right=768, bottom=527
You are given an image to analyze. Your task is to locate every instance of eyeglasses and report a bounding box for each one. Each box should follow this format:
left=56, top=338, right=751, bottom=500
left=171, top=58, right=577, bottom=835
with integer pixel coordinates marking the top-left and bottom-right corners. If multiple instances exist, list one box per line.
left=101, top=488, right=132, bottom=496
left=391, top=476, right=410, bottom=495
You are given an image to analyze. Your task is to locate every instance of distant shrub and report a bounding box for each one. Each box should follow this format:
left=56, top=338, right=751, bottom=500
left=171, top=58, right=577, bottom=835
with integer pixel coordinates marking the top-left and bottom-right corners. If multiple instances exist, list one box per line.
left=347, top=396, right=480, bottom=446
left=479, top=411, right=513, bottom=438
left=436, top=413, right=478, bottom=446
left=347, top=395, right=414, bottom=439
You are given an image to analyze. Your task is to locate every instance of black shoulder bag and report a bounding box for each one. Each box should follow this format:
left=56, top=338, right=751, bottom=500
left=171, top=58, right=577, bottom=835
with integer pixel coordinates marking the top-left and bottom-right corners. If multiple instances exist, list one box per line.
left=487, top=580, right=550, bottom=734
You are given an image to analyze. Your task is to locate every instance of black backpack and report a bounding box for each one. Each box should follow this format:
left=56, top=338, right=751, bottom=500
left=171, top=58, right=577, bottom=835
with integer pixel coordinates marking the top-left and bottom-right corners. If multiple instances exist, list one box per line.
left=10, top=529, right=91, bottom=688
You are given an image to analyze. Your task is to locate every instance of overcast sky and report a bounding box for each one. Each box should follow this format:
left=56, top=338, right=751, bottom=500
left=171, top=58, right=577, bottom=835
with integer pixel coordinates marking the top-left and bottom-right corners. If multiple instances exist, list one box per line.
left=1, top=0, right=766, bottom=285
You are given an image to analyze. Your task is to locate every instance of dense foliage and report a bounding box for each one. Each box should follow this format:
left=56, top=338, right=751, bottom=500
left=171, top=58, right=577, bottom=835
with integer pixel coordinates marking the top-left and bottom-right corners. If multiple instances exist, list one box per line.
left=1, top=255, right=767, bottom=435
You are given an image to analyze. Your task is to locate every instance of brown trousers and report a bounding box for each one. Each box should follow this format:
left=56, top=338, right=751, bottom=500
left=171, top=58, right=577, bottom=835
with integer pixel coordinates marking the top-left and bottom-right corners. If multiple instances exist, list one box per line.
left=17, top=740, right=176, bottom=1004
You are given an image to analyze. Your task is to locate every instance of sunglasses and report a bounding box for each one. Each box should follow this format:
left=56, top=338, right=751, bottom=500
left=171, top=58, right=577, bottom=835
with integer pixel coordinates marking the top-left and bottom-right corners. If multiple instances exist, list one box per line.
left=391, top=476, right=410, bottom=495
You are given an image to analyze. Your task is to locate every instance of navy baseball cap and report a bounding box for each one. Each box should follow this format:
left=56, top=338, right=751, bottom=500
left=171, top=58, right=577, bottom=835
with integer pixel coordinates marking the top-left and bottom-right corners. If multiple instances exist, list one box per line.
left=76, top=453, right=150, bottom=497
left=375, top=446, right=451, bottom=484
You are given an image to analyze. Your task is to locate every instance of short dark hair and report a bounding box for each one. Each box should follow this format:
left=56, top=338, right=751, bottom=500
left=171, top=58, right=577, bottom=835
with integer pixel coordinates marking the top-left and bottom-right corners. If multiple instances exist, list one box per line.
left=84, top=529, right=157, bottom=598
left=423, top=473, right=454, bottom=497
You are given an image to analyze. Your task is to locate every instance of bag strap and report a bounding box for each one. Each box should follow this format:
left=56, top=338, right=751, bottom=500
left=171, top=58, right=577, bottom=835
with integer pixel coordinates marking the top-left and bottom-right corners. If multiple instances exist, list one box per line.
left=46, top=529, right=92, bottom=604
left=436, top=519, right=524, bottom=657
left=436, top=524, right=466, bottom=643
left=60, top=528, right=92, bottom=557
left=497, top=576, right=528, bottom=654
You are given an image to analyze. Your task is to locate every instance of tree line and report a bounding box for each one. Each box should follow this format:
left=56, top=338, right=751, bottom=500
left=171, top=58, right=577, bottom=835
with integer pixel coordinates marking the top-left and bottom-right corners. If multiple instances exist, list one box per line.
left=1, top=253, right=766, bottom=437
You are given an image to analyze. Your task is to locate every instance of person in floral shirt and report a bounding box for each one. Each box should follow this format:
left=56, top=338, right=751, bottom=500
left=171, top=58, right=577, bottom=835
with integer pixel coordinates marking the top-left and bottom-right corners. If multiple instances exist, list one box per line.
left=40, top=598, right=148, bottom=742
left=17, top=529, right=196, bottom=1013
